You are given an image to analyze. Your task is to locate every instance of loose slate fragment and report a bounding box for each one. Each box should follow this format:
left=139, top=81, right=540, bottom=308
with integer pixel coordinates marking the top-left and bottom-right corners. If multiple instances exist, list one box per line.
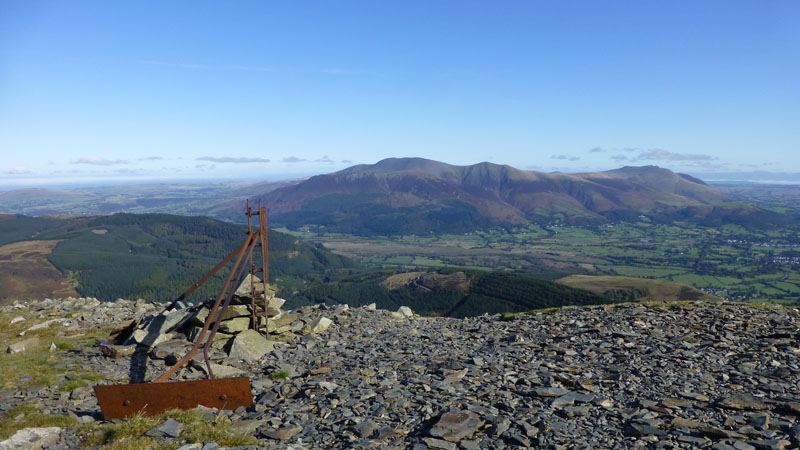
left=429, top=410, right=483, bottom=442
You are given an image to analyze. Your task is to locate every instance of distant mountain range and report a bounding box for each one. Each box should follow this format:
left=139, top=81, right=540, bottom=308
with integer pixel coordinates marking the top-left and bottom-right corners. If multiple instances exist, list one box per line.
left=253, top=158, right=788, bottom=234
left=0, top=158, right=792, bottom=232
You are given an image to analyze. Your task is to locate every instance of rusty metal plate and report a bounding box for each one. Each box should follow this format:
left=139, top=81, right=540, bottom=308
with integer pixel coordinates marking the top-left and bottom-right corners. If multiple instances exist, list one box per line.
left=95, top=377, right=253, bottom=420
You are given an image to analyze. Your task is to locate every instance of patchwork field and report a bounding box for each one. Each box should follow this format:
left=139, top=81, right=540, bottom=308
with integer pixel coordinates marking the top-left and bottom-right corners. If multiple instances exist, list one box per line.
left=278, top=220, right=800, bottom=304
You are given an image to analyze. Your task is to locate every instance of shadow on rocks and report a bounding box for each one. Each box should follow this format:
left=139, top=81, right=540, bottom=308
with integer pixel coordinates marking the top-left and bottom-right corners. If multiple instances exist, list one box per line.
left=129, top=314, right=167, bottom=383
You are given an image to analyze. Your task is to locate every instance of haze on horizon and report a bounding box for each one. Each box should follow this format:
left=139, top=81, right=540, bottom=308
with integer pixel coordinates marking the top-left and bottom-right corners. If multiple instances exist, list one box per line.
left=1, top=1, right=798, bottom=188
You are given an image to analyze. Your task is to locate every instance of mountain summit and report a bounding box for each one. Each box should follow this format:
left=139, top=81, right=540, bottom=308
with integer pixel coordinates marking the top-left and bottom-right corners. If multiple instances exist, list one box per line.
left=254, top=158, right=775, bottom=234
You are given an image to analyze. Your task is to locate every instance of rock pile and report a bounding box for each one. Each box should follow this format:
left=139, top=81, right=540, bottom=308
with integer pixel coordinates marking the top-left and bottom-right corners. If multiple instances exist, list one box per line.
left=2, top=298, right=800, bottom=449
left=111, top=275, right=333, bottom=372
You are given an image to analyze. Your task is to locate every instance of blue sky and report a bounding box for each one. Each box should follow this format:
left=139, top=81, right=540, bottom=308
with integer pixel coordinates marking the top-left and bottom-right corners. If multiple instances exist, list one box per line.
left=1, top=1, right=798, bottom=186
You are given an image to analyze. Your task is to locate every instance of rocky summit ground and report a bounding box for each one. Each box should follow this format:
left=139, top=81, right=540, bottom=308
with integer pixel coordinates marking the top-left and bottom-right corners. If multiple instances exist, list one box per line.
left=2, top=297, right=800, bottom=450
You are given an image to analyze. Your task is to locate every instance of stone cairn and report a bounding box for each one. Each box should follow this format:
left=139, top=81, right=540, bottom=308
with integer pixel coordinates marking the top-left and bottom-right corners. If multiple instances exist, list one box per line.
left=103, top=275, right=337, bottom=375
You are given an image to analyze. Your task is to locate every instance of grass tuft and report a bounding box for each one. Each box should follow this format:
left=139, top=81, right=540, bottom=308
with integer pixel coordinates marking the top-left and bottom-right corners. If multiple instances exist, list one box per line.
left=271, top=371, right=290, bottom=380
left=80, top=408, right=257, bottom=449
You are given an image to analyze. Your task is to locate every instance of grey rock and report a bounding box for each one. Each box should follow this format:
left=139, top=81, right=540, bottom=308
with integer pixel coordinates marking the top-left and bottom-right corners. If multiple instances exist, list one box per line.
left=423, top=437, right=456, bottom=450
left=229, top=329, right=273, bottom=363
left=234, top=274, right=275, bottom=299
left=0, top=427, right=62, bottom=450
left=263, top=424, right=302, bottom=440
left=7, top=337, right=40, bottom=354
left=332, top=304, right=350, bottom=316
left=626, top=423, right=667, bottom=437
left=747, top=440, right=791, bottom=450
left=192, top=361, right=245, bottom=378
left=750, top=414, right=770, bottom=429
left=130, top=329, right=173, bottom=347
left=353, top=419, right=377, bottom=439
left=99, top=342, right=136, bottom=359
left=146, top=418, right=182, bottom=438
left=310, top=316, right=333, bottom=333
left=70, top=386, right=92, bottom=401
left=534, top=386, right=569, bottom=397
left=176, top=445, right=203, bottom=450
left=718, top=395, right=770, bottom=411
left=218, top=317, right=250, bottom=334
left=429, top=410, right=484, bottom=442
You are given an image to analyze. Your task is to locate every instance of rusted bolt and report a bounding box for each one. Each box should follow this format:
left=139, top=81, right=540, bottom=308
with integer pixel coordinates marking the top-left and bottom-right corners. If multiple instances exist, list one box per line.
left=123, top=400, right=131, bottom=406
left=219, top=394, right=227, bottom=401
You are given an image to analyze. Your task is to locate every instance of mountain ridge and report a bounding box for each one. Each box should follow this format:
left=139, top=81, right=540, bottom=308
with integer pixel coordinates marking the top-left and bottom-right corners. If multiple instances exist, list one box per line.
left=256, top=158, right=779, bottom=234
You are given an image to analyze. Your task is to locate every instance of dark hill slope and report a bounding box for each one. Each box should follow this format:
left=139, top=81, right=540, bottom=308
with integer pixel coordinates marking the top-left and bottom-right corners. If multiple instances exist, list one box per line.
left=250, top=158, right=778, bottom=234
left=288, top=268, right=618, bottom=317
left=0, top=213, right=358, bottom=302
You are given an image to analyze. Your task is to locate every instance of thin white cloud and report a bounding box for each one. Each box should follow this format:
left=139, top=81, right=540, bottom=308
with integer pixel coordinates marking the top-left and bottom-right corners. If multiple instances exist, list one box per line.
left=194, top=164, right=217, bottom=170
left=314, top=155, right=334, bottom=163
left=138, top=156, right=163, bottom=161
left=551, top=154, right=580, bottom=161
left=282, top=156, right=306, bottom=163
left=8, top=166, right=32, bottom=175
left=341, top=159, right=354, bottom=164
left=611, top=155, right=629, bottom=162
left=196, top=157, right=270, bottom=163
left=592, top=146, right=641, bottom=153
left=636, top=149, right=714, bottom=162
left=72, top=156, right=128, bottom=166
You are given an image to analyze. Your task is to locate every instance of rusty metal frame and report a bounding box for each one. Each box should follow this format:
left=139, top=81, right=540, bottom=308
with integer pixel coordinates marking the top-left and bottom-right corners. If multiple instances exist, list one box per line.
left=94, top=377, right=252, bottom=419
left=95, top=202, right=271, bottom=419
left=155, top=233, right=257, bottom=382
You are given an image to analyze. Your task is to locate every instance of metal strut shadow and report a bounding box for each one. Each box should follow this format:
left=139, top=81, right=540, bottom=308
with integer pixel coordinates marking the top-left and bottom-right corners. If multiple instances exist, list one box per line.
left=94, top=200, right=270, bottom=419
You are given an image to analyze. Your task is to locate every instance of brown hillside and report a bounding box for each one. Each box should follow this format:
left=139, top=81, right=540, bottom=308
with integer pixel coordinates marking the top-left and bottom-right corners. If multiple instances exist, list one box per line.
left=0, top=240, right=77, bottom=304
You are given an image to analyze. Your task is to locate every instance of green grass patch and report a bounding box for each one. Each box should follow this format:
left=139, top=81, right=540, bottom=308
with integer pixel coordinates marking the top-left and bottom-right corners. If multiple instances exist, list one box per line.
left=0, top=350, right=65, bottom=390
left=384, top=255, right=414, bottom=265
left=769, top=281, right=800, bottom=293
left=712, top=276, right=743, bottom=286
left=0, top=311, right=117, bottom=391
left=671, top=274, right=712, bottom=288
left=499, top=312, right=515, bottom=321
left=270, top=371, right=289, bottom=380
left=611, top=266, right=686, bottom=278
left=80, top=409, right=257, bottom=449
left=409, top=257, right=445, bottom=267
